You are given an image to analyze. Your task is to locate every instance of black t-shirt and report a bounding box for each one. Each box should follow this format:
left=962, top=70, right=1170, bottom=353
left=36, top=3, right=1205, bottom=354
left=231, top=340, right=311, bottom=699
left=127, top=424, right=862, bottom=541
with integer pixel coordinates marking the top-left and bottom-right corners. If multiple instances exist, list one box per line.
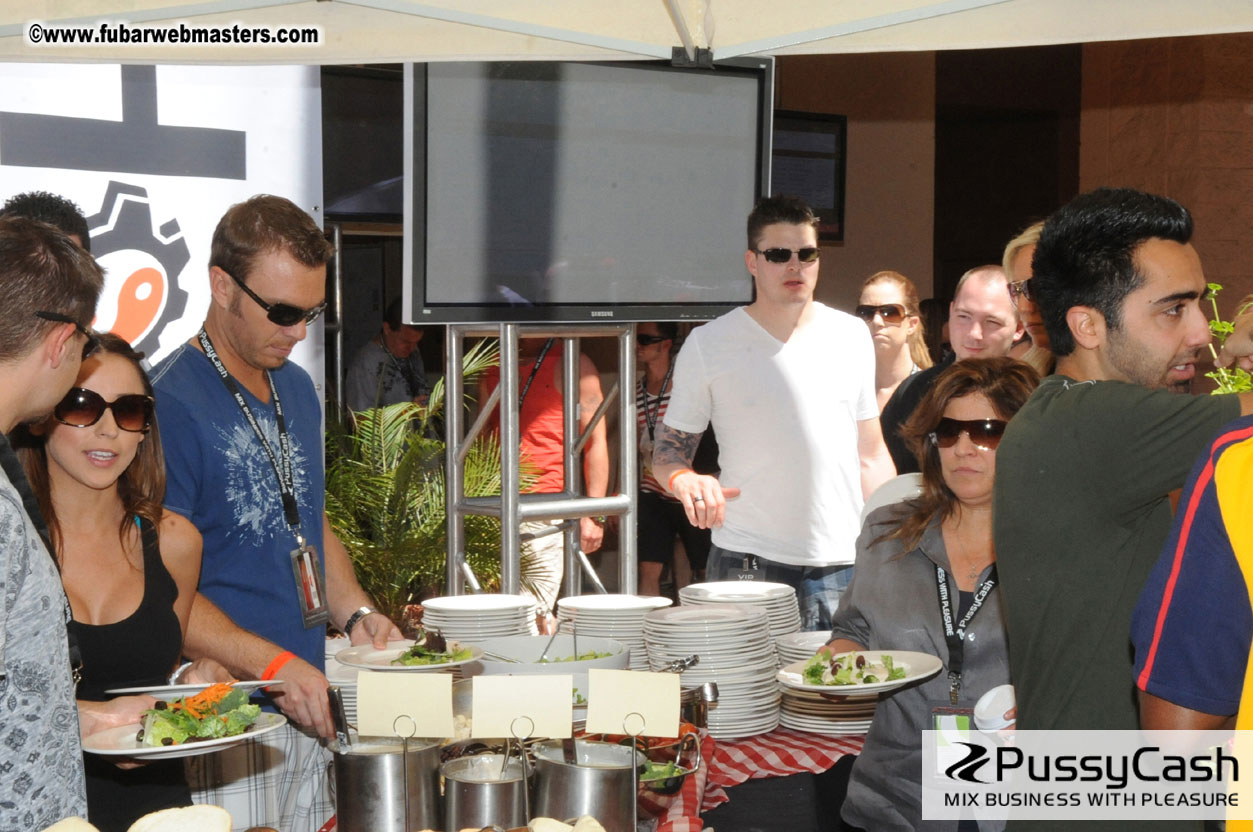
left=879, top=354, right=954, bottom=474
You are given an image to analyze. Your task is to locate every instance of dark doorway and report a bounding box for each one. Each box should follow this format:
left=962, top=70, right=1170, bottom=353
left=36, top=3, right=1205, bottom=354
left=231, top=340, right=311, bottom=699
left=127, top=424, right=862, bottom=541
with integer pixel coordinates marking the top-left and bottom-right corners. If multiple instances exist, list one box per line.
left=933, top=45, right=1082, bottom=300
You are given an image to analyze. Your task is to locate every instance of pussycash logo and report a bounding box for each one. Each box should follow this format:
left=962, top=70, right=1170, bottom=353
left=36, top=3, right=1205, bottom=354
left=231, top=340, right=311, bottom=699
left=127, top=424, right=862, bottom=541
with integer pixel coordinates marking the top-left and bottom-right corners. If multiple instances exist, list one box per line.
left=86, top=181, right=190, bottom=359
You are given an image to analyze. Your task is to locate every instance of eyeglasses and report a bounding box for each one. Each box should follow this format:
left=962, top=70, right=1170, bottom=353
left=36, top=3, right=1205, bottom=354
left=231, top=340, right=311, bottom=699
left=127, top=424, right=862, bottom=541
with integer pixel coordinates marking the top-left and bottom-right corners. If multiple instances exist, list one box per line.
left=636, top=334, right=669, bottom=346
left=929, top=418, right=1008, bottom=451
left=854, top=304, right=908, bottom=325
left=756, top=247, right=820, bottom=264
left=35, top=311, right=100, bottom=360
left=226, top=270, right=326, bottom=327
left=1007, top=279, right=1034, bottom=303
left=53, top=387, right=154, bottom=433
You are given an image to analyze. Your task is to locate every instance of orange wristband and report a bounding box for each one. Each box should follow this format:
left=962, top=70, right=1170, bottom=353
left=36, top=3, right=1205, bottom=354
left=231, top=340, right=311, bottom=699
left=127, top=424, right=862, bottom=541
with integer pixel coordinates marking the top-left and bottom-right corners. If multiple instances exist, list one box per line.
left=261, top=650, right=296, bottom=681
left=667, top=468, right=695, bottom=493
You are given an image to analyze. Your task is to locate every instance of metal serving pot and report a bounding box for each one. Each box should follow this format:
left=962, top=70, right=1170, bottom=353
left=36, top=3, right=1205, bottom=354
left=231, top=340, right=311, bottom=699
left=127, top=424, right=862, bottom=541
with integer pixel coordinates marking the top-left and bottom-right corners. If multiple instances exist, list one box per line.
left=531, top=739, right=645, bottom=832
left=443, top=753, right=529, bottom=832
left=332, top=737, right=442, bottom=832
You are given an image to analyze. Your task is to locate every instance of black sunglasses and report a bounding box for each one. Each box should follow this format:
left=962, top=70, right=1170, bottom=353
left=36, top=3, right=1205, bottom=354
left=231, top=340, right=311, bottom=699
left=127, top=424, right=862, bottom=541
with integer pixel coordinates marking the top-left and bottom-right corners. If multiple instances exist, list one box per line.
left=226, top=270, right=326, bottom=327
left=929, top=418, right=1008, bottom=451
left=35, top=311, right=100, bottom=360
left=854, top=304, right=908, bottom=325
left=756, top=247, right=820, bottom=264
left=54, top=387, right=154, bottom=433
left=1008, top=279, right=1034, bottom=303
left=637, top=334, right=670, bottom=346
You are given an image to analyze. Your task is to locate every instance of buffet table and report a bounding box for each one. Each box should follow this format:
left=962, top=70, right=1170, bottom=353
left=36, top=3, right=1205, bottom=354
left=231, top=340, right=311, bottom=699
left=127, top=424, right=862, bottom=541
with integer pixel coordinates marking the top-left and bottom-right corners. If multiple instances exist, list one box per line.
left=642, top=728, right=864, bottom=832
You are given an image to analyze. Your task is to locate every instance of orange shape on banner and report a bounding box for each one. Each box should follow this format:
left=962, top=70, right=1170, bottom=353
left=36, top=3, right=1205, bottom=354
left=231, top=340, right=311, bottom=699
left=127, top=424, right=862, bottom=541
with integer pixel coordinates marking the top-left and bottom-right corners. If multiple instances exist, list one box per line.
left=112, top=267, right=164, bottom=343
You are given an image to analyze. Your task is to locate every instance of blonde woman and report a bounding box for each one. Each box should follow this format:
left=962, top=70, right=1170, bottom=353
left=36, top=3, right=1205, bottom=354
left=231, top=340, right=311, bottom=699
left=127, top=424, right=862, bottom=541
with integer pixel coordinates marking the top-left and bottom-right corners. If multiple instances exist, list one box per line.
left=1003, top=220, right=1053, bottom=375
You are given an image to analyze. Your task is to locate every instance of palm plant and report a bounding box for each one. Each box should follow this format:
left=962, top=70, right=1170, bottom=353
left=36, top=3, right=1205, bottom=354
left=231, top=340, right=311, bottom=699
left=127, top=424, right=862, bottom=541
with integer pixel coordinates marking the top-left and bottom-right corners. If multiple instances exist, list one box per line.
left=326, top=338, right=544, bottom=627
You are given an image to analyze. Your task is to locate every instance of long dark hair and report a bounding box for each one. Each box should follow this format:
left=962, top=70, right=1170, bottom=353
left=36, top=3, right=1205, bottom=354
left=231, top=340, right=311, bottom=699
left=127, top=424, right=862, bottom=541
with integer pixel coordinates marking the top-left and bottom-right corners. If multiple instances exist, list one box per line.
left=881, top=357, right=1039, bottom=551
left=17, top=333, right=165, bottom=557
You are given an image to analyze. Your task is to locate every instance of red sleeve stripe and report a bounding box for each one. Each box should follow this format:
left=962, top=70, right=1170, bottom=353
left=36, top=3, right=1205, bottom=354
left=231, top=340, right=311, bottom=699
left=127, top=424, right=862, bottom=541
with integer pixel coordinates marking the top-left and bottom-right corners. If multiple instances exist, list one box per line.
left=1136, top=422, right=1253, bottom=691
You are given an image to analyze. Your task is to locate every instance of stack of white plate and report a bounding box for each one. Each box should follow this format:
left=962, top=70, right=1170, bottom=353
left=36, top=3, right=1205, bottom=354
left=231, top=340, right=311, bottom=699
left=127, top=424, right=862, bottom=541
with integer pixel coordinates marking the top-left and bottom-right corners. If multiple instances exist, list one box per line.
left=678, top=581, right=802, bottom=660
left=420, top=594, right=538, bottom=640
left=325, top=660, right=361, bottom=726
left=643, top=604, right=780, bottom=739
left=555, top=594, right=673, bottom=671
left=779, top=688, right=877, bottom=735
left=776, top=631, right=833, bottom=664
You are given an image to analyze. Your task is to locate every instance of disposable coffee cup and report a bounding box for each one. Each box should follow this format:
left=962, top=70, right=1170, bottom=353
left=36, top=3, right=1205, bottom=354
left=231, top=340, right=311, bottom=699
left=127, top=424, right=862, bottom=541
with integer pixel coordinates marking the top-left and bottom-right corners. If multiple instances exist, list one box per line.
left=973, top=684, right=1015, bottom=733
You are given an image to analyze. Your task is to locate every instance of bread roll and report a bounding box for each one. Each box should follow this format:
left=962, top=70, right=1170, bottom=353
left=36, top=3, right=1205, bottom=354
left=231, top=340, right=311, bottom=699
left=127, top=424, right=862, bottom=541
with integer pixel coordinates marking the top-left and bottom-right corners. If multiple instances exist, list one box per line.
left=528, top=819, right=574, bottom=832
left=126, top=805, right=232, bottom=832
left=571, top=816, right=607, bottom=832
left=41, top=819, right=99, bottom=832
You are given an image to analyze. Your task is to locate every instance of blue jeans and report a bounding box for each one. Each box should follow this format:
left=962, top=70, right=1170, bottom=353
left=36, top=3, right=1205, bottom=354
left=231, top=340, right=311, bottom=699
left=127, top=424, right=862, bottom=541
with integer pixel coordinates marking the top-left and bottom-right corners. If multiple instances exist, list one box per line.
left=706, top=544, right=852, bottom=632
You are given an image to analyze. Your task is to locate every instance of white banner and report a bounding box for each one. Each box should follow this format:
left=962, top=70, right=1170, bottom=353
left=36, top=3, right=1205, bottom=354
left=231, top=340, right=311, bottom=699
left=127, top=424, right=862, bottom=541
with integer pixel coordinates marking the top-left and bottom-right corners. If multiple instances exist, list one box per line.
left=923, top=729, right=1253, bottom=822
left=0, top=62, right=324, bottom=394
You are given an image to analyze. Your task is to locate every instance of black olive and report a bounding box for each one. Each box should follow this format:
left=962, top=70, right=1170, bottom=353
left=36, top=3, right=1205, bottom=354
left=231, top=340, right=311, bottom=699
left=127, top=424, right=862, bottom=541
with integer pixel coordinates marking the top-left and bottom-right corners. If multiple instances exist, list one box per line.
left=855, top=654, right=867, bottom=669
left=154, top=700, right=167, bottom=710
left=161, top=737, right=174, bottom=746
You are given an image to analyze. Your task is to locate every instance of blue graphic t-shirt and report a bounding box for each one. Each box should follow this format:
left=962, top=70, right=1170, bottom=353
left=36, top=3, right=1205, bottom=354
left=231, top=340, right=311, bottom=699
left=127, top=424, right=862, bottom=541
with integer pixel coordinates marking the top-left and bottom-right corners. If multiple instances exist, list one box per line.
left=151, top=344, right=326, bottom=672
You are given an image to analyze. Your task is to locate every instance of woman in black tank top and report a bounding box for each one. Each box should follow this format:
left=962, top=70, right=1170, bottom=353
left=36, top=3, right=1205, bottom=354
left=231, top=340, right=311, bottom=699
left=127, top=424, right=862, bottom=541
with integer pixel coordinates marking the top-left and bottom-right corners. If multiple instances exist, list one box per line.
left=17, top=334, right=227, bottom=831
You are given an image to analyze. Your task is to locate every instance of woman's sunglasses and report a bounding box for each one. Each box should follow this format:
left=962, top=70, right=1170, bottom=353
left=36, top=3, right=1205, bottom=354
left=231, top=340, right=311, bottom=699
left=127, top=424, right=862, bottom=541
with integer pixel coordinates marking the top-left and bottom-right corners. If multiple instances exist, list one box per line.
left=756, top=247, right=820, bottom=264
left=227, top=270, right=326, bottom=327
left=854, top=304, right=908, bottom=325
left=637, top=334, right=669, bottom=346
left=928, top=417, right=1007, bottom=451
left=54, top=388, right=154, bottom=433
left=1007, top=279, right=1034, bottom=303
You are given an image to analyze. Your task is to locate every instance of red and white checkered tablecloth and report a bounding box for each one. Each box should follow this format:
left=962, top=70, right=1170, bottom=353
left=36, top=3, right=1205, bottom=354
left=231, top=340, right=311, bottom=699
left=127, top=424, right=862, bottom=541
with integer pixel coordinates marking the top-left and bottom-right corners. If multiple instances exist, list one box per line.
left=643, top=728, right=865, bottom=832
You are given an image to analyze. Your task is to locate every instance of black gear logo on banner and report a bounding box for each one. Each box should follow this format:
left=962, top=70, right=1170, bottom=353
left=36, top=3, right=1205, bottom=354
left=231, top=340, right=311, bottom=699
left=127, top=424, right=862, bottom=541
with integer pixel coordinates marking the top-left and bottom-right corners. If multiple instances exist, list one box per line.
left=87, top=182, right=191, bottom=359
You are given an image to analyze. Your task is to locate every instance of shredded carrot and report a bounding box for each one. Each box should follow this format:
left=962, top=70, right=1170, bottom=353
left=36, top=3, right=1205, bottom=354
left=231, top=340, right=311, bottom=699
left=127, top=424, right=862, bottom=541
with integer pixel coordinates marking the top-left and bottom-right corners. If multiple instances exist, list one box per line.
left=171, top=683, right=234, bottom=719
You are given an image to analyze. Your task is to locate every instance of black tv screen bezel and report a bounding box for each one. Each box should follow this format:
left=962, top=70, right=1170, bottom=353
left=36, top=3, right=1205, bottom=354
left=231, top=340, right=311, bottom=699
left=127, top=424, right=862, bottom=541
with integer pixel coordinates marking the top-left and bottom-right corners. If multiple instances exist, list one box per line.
left=402, top=58, right=773, bottom=325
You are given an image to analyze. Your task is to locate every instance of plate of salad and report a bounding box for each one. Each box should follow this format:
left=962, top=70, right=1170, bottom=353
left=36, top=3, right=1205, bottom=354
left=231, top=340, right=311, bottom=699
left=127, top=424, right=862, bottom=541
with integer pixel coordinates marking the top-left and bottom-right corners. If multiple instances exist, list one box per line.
left=83, top=683, right=286, bottom=760
left=335, top=634, right=482, bottom=672
left=777, top=650, right=942, bottom=695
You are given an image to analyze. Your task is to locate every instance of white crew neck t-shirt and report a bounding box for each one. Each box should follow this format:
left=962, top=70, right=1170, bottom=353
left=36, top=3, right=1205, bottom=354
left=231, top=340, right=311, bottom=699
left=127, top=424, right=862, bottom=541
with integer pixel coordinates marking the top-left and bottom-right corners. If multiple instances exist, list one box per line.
left=663, top=303, right=877, bottom=567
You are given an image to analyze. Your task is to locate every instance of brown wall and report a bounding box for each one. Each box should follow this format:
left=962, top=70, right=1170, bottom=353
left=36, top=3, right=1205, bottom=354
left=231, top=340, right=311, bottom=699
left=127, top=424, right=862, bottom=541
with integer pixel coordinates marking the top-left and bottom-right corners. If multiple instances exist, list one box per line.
left=776, top=52, right=937, bottom=313
left=1081, top=32, right=1253, bottom=311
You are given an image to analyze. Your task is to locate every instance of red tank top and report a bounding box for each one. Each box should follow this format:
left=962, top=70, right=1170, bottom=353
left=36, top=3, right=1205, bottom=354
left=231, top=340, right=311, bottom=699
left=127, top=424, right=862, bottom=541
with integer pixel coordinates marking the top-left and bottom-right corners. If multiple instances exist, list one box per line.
left=484, top=350, right=566, bottom=493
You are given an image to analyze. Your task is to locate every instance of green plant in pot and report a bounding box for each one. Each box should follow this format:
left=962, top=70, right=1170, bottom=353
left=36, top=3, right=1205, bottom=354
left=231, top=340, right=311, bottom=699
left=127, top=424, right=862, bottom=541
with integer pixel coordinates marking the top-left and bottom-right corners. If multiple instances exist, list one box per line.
left=326, top=339, right=546, bottom=632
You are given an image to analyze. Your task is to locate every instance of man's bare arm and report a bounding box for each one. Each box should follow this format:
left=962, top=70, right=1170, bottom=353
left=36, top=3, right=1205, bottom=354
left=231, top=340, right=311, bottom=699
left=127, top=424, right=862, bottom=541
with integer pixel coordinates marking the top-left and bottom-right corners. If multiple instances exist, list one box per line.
left=856, top=416, right=897, bottom=499
left=653, top=423, right=739, bottom=529
left=1138, top=690, right=1233, bottom=731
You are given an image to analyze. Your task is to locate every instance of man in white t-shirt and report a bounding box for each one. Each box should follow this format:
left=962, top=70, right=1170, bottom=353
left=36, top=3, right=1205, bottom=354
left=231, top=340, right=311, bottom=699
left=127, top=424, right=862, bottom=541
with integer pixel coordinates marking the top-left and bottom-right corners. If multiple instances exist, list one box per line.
left=653, top=195, right=895, bottom=630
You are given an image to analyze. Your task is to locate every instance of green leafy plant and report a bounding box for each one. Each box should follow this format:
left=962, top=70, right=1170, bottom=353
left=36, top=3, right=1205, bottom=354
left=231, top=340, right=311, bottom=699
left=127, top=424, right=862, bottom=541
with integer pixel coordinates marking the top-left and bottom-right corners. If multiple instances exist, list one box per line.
left=1204, top=283, right=1253, bottom=395
left=326, top=339, right=545, bottom=627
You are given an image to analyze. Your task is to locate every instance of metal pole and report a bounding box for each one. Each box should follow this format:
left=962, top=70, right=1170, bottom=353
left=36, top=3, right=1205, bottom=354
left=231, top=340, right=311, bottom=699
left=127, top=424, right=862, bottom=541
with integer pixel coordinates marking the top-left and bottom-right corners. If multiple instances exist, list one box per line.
left=561, top=337, right=581, bottom=598
left=444, top=325, right=466, bottom=595
left=500, top=324, right=521, bottom=595
left=618, top=325, right=638, bottom=594
left=326, top=223, right=345, bottom=420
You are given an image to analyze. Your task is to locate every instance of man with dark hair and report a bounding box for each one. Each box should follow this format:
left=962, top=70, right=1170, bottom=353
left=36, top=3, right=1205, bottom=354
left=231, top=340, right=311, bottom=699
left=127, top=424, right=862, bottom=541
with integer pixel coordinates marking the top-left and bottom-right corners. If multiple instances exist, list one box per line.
left=344, top=297, right=430, bottom=412
left=653, top=195, right=894, bottom=631
left=0, top=216, right=143, bottom=829
left=994, top=189, right=1253, bottom=754
left=0, top=190, right=92, bottom=251
left=151, top=195, right=401, bottom=830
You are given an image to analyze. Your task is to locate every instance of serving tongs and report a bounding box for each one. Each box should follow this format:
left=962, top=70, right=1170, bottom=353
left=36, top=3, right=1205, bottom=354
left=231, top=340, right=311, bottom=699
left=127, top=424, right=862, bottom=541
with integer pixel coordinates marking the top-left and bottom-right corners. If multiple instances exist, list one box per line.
left=327, top=686, right=351, bottom=749
left=659, top=654, right=699, bottom=673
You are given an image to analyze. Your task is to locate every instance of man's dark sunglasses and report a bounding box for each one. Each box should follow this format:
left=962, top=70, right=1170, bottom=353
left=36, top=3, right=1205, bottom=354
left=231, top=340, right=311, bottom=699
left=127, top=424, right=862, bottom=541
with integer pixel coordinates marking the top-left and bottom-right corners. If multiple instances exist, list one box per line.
left=637, top=334, right=670, bottom=346
left=929, top=418, right=1008, bottom=451
left=54, top=387, right=154, bottom=433
left=1008, top=279, right=1034, bottom=303
left=226, top=270, right=326, bottom=327
left=756, top=247, right=820, bottom=264
left=35, top=310, right=100, bottom=360
left=854, top=304, right=908, bottom=325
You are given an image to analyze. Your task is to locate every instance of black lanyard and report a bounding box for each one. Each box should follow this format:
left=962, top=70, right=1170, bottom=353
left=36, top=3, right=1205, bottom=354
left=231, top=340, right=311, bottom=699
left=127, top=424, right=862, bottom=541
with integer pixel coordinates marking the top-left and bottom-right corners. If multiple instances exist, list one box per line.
left=935, top=563, right=997, bottom=704
left=518, top=337, right=555, bottom=409
left=641, top=360, right=675, bottom=442
left=197, top=329, right=304, bottom=544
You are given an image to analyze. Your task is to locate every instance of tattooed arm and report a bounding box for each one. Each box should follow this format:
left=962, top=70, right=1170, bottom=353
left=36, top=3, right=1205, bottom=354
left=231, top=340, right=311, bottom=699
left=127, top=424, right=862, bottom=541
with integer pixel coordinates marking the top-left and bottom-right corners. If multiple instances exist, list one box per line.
left=653, top=423, right=740, bottom=529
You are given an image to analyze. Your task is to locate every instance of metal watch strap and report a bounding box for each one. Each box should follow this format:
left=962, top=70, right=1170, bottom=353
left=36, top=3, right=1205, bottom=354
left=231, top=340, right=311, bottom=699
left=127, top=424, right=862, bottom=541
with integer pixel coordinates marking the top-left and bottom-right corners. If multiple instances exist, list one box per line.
left=343, top=606, right=376, bottom=636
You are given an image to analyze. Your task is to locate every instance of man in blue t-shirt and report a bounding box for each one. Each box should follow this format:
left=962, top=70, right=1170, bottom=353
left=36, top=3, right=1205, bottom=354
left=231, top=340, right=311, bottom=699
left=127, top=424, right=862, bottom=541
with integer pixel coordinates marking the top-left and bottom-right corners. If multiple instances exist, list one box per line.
left=152, top=195, right=400, bottom=832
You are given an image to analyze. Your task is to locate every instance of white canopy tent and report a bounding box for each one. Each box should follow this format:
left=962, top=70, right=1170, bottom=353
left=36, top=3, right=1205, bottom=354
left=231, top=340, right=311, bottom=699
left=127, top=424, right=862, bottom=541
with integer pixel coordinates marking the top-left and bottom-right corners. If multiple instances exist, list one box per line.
left=1, top=0, right=1250, bottom=64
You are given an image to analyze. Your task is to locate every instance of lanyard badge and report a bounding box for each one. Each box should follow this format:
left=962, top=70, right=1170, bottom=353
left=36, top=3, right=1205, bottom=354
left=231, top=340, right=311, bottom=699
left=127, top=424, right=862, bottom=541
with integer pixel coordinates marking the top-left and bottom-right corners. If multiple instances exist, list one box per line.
left=199, top=328, right=330, bottom=629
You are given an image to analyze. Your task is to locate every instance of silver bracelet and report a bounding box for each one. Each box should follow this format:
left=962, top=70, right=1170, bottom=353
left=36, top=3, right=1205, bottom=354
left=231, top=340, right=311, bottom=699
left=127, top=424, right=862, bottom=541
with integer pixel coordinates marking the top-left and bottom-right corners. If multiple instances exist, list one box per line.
left=343, top=606, right=377, bottom=637
left=168, top=661, right=194, bottom=685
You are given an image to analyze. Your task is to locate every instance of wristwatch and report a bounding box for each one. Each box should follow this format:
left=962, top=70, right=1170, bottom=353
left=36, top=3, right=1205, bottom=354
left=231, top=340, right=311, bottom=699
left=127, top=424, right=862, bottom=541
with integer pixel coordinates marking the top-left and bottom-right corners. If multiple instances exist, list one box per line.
left=343, top=606, right=377, bottom=637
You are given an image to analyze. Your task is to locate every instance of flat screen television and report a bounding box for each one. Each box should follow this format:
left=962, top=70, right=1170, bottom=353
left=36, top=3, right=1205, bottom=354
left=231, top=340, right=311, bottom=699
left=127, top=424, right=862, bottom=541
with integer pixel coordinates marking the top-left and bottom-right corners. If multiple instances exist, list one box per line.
left=403, top=59, right=773, bottom=324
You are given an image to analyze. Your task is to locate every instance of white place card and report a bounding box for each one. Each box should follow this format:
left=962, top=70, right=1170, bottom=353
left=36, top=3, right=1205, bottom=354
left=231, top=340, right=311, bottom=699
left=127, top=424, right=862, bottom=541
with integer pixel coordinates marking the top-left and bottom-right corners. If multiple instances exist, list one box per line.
left=585, top=669, right=679, bottom=737
left=471, top=675, right=573, bottom=739
left=355, top=671, right=454, bottom=739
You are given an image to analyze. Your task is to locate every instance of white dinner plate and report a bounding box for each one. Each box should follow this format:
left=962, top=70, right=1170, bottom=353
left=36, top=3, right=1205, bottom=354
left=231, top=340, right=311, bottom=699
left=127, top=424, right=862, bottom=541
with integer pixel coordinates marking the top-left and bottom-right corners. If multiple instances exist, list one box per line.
left=335, top=639, right=483, bottom=672
left=83, top=712, right=286, bottom=760
left=422, top=594, right=535, bottom=612
left=558, top=594, right=672, bottom=612
left=104, top=680, right=282, bottom=699
left=776, top=651, right=943, bottom=696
